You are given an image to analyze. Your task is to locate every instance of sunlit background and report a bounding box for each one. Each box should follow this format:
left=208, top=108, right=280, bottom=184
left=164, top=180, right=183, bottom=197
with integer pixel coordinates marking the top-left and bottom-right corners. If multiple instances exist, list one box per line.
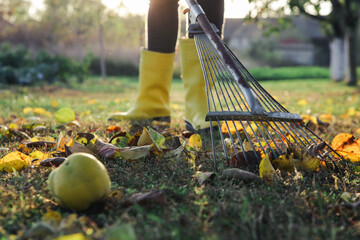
left=28, top=0, right=268, bottom=19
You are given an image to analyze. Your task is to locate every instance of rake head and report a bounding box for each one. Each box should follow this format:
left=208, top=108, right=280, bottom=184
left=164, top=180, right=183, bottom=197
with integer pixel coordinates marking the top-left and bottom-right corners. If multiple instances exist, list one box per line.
left=186, top=0, right=340, bottom=171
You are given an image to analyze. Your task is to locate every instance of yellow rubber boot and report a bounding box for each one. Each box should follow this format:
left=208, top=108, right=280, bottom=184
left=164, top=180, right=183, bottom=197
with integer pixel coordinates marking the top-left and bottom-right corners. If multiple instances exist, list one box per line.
left=179, top=38, right=210, bottom=131
left=109, top=49, right=175, bottom=121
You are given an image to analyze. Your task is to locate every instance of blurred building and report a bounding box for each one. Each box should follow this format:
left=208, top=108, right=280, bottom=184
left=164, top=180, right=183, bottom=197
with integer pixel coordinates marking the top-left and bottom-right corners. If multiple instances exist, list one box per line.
left=223, top=15, right=330, bottom=67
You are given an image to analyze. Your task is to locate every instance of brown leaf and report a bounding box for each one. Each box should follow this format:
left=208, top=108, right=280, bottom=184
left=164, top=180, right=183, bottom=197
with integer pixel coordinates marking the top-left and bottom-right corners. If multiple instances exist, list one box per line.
left=222, top=168, right=260, bottom=182
left=195, top=171, right=216, bottom=186
left=122, top=190, right=166, bottom=208
left=66, top=142, right=94, bottom=155
left=230, top=151, right=260, bottom=169
left=307, top=141, right=326, bottom=157
left=25, top=141, right=56, bottom=149
left=40, top=157, right=66, bottom=167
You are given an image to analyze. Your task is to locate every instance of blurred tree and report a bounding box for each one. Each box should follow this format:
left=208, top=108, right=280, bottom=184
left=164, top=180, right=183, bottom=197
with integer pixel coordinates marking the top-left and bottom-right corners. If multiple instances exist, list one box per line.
left=289, top=0, right=359, bottom=85
left=0, top=0, right=31, bottom=23
left=247, top=0, right=359, bottom=86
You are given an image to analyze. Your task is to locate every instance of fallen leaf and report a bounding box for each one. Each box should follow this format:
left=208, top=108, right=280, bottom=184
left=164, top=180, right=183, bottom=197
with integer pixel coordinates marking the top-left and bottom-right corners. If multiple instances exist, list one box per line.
left=195, top=171, right=216, bottom=186
left=294, top=155, right=320, bottom=171
left=221, top=121, right=243, bottom=134
left=40, top=157, right=66, bottom=167
left=67, top=142, right=94, bottom=155
left=137, top=127, right=165, bottom=151
left=26, top=141, right=56, bottom=149
left=188, top=133, right=202, bottom=151
left=55, top=108, right=76, bottom=124
left=33, top=107, right=51, bottom=116
left=271, top=153, right=295, bottom=172
left=0, top=151, right=32, bottom=172
left=56, top=133, right=74, bottom=152
left=331, top=133, right=360, bottom=163
left=53, top=233, right=88, bottom=240
left=117, top=145, right=151, bottom=160
left=51, top=100, right=59, bottom=108
left=29, top=150, right=51, bottom=161
left=297, top=99, right=308, bottom=107
left=259, top=154, right=278, bottom=184
left=122, top=190, right=166, bottom=208
left=222, top=168, right=259, bottom=182
left=42, top=211, right=62, bottom=224
left=106, top=125, right=122, bottom=134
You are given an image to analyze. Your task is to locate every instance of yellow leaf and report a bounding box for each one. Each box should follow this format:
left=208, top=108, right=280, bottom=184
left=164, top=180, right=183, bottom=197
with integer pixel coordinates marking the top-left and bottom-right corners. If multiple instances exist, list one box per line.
left=318, top=113, right=334, bottom=123
left=245, top=122, right=259, bottom=136
left=30, top=136, right=56, bottom=142
left=331, top=133, right=360, bottom=163
left=271, top=153, right=295, bottom=172
left=23, top=107, right=33, bottom=114
left=9, top=123, right=18, bottom=129
left=301, top=114, right=318, bottom=125
left=88, top=99, right=97, bottom=104
left=29, top=150, right=51, bottom=161
left=347, top=107, right=357, bottom=117
left=33, top=107, right=51, bottom=116
left=53, top=233, right=88, bottom=240
left=56, top=133, right=74, bottom=152
left=51, top=100, right=59, bottom=108
left=221, top=121, right=243, bottom=134
left=42, top=211, right=62, bottom=223
left=55, top=108, right=76, bottom=124
left=137, top=127, right=165, bottom=151
left=0, top=151, right=31, bottom=172
left=170, top=103, right=180, bottom=110
left=335, top=151, right=360, bottom=163
left=294, top=156, right=320, bottom=171
left=297, top=99, right=308, bottom=107
left=259, top=154, right=277, bottom=184
left=188, top=133, right=202, bottom=151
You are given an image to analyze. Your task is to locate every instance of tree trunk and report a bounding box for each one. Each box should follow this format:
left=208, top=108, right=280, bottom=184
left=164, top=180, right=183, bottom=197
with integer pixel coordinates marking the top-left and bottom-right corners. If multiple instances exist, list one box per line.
left=346, top=28, right=358, bottom=86
left=329, top=38, right=346, bottom=82
left=99, top=22, right=106, bottom=81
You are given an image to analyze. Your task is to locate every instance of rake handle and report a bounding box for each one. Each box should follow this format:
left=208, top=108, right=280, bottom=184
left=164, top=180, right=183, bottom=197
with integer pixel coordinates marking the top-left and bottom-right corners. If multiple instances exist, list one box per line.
left=186, top=0, right=265, bottom=115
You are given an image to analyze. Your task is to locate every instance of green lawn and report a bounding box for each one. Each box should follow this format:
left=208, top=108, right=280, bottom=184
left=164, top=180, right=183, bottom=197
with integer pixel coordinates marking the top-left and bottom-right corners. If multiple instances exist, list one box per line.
left=0, top=76, right=359, bottom=239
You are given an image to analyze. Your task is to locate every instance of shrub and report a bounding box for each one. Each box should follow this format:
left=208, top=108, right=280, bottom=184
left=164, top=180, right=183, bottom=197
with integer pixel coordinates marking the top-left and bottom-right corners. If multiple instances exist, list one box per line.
left=249, top=66, right=330, bottom=81
left=0, top=43, right=92, bottom=85
left=89, top=58, right=138, bottom=76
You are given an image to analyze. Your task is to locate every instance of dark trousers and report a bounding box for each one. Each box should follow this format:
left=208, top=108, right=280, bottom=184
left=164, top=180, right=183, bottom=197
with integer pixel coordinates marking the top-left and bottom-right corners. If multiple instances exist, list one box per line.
left=147, top=0, right=224, bottom=53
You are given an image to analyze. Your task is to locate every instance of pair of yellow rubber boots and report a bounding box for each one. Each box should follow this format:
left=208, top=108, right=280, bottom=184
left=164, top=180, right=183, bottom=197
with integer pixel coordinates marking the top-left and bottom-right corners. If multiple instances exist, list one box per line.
left=109, top=39, right=209, bottom=131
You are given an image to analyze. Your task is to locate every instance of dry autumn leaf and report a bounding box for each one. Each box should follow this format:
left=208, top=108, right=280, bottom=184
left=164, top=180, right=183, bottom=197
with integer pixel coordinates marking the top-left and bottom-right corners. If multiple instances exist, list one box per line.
left=271, top=153, right=295, bottom=172
left=331, top=133, right=360, bottom=163
left=0, top=151, right=32, bottom=172
left=54, top=108, right=76, bottom=124
left=188, top=133, right=202, bottom=151
left=221, top=121, right=243, bottom=134
left=259, top=154, right=278, bottom=184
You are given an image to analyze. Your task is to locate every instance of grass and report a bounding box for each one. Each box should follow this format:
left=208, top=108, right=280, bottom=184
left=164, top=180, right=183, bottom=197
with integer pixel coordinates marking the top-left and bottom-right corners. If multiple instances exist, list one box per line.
left=0, top=76, right=360, bottom=239
left=249, top=66, right=360, bottom=81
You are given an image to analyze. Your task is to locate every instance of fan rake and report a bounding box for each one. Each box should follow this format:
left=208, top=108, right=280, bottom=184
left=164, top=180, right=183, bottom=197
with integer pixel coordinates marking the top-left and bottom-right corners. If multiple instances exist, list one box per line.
left=185, top=0, right=341, bottom=171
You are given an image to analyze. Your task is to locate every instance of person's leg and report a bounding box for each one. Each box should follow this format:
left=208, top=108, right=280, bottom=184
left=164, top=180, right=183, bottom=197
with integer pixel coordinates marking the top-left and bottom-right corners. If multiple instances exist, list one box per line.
left=180, top=0, right=224, bottom=131
left=147, top=0, right=179, bottom=53
left=109, top=0, right=179, bottom=121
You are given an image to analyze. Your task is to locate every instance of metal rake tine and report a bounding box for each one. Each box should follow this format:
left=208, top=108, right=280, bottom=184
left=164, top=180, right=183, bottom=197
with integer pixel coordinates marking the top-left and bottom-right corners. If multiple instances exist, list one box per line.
left=186, top=0, right=340, bottom=171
